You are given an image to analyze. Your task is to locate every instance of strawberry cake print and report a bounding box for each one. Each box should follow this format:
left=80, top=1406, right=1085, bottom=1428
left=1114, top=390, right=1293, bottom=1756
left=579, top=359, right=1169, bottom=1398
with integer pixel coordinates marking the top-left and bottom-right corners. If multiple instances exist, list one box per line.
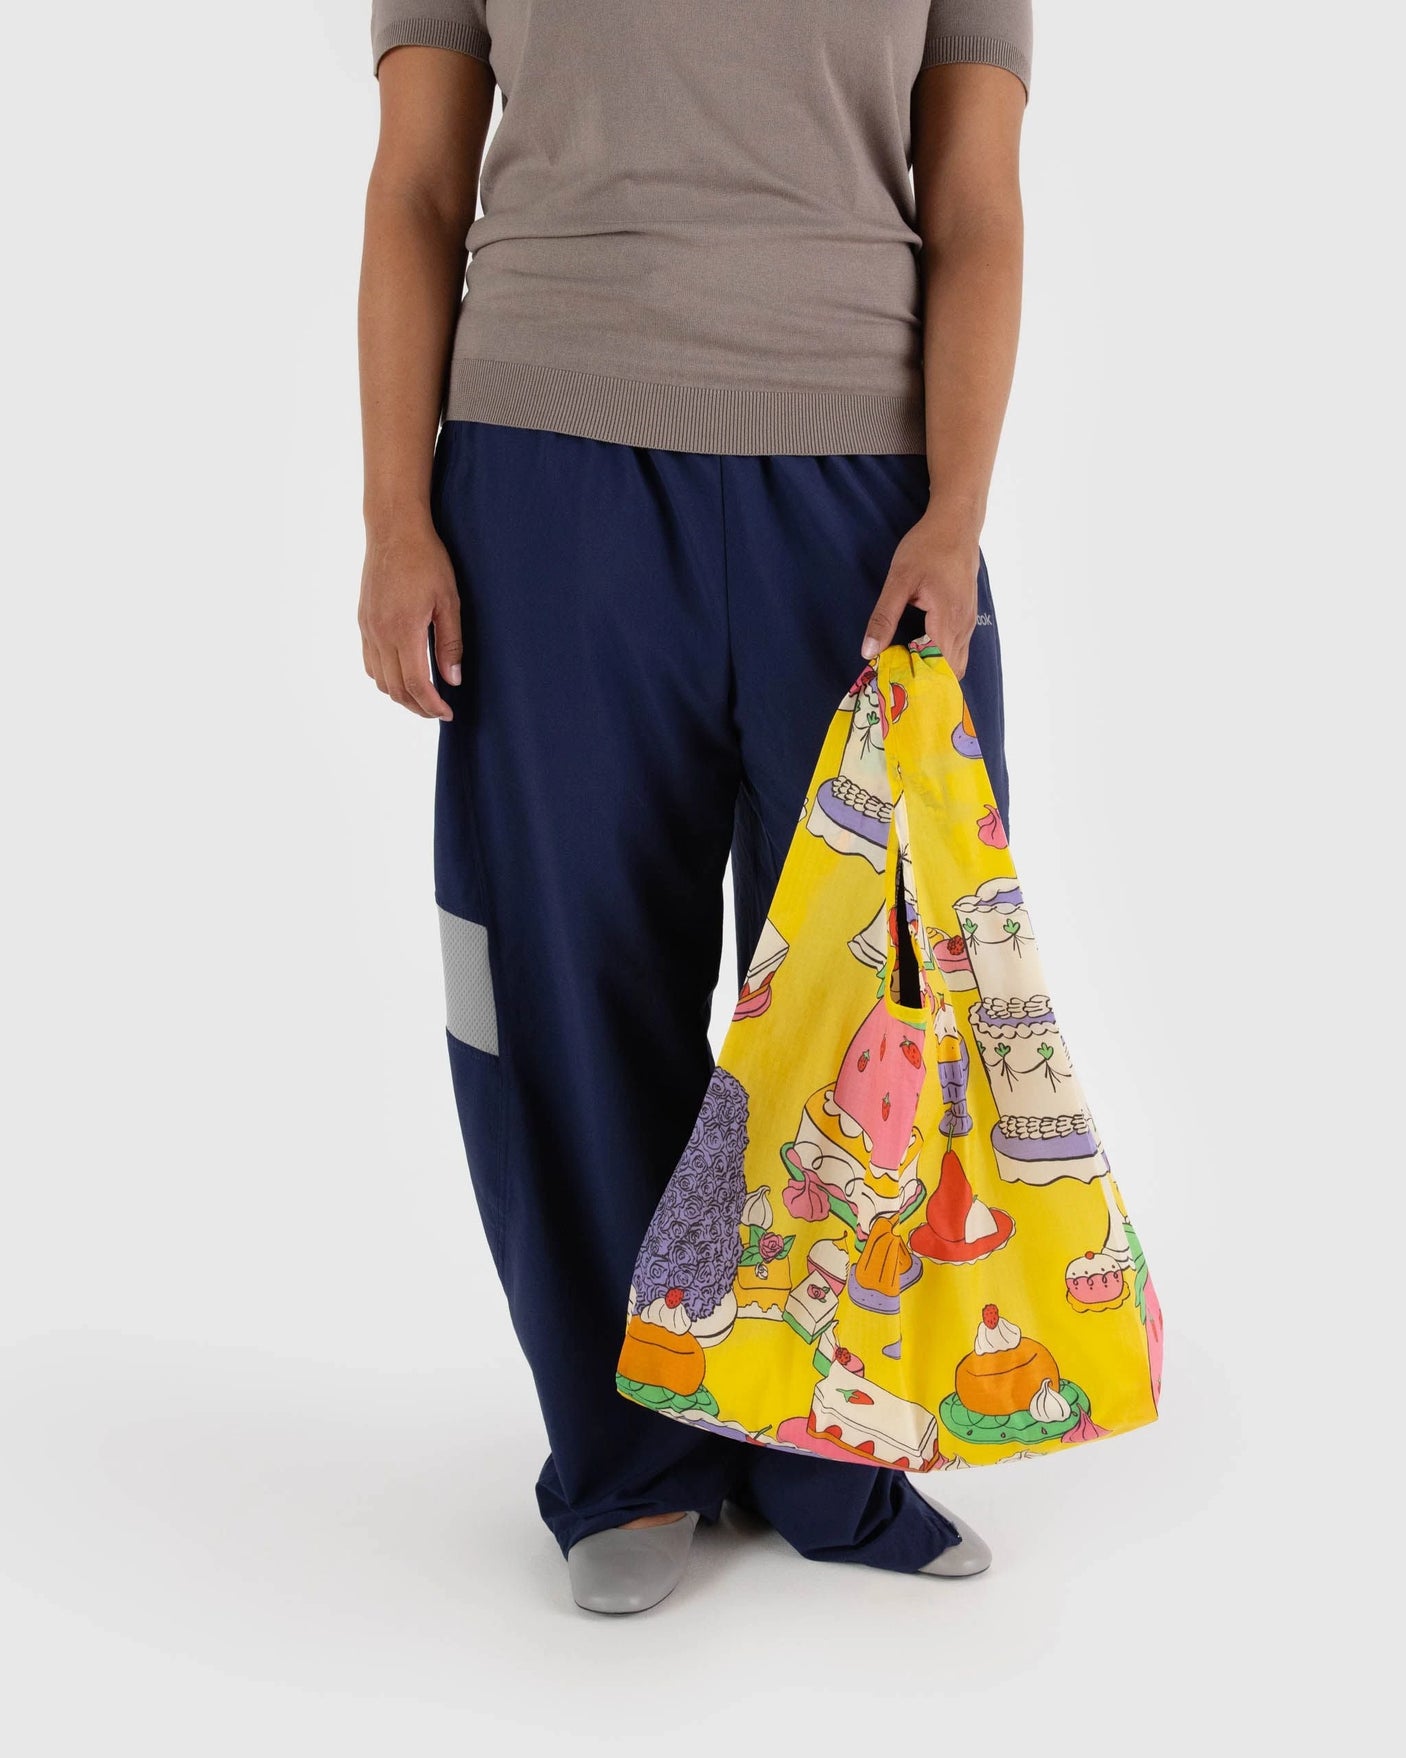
left=619, top=641, right=1160, bottom=1470
left=777, top=979, right=931, bottom=1242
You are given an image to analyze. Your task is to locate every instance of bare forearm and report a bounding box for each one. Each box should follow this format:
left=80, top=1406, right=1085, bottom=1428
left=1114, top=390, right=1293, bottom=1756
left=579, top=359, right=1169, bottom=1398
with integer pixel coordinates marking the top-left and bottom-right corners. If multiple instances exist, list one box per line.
left=357, top=47, right=492, bottom=721
left=920, top=213, right=1023, bottom=540
left=358, top=47, right=492, bottom=540
left=862, top=62, right=1025, bottom=676
left=358, top=185, right=467, bottom=536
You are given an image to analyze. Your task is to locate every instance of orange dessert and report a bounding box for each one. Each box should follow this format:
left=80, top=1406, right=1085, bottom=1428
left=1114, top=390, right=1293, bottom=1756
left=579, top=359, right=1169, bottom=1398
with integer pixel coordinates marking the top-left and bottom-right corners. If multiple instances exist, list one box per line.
left=953, top=1303, right=1060, bottom=1417
left=618, top=1312, right=706, bottom=1397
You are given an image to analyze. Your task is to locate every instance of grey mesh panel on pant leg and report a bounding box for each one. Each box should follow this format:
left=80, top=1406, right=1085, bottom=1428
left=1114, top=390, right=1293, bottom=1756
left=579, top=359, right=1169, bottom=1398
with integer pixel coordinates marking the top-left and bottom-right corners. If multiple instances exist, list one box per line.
left=438, top=907, right=498, bottom=1055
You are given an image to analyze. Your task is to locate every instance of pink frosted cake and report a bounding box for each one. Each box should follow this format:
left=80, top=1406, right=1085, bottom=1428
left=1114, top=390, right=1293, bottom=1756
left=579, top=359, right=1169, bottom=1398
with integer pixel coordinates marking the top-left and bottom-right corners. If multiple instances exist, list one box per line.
left=1065, top=1249, right=1128, bottom=1311
left=829, top=998, right=927, bottom=1177
left=933, top=930, right=976, bottom=992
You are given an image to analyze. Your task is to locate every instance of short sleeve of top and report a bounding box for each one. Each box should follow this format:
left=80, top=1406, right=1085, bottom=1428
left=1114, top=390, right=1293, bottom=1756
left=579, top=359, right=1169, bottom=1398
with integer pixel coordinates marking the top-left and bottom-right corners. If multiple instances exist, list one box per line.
left=371, top=2, right=490, bottom=73
left=924, top=0, right=1033, bottom=97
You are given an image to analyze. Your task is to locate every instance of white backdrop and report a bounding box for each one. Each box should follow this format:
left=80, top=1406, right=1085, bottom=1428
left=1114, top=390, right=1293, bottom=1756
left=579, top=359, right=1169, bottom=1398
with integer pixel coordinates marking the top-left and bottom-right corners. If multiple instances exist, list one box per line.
left=1, top=4, right=1398, bottom=1750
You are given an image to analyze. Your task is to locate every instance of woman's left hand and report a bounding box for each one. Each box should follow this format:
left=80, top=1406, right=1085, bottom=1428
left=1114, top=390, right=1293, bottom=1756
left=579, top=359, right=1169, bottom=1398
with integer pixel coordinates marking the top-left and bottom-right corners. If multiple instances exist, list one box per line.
left=861, top=515, right=981, bottom=679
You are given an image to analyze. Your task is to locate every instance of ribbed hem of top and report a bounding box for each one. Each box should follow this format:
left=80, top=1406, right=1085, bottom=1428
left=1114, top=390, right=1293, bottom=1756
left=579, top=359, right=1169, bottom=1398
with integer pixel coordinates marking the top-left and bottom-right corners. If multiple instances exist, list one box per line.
left=373, top=17, right=492, bottom=73
left=446, top=358, right=926, bottom=456
left=922, top=33, right=1031, bottom=98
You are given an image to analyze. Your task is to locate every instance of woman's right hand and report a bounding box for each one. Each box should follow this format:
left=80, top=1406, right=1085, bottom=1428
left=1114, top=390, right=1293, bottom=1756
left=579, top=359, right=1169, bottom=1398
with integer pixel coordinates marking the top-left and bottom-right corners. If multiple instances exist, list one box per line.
left=359, top=521, right=463, bottom=721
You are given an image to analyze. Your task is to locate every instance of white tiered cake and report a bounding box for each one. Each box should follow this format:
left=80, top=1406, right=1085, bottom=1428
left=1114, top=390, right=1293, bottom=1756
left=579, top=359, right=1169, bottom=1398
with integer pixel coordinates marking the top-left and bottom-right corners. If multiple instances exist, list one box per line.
left=807, top=671, right=892, bottom=871
left=955, top=877, right=1105, bottom=1184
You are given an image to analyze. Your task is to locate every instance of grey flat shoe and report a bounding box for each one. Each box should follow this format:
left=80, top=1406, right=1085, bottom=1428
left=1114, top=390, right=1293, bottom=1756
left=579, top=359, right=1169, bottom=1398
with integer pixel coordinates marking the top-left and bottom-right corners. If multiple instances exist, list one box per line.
left=917, top=1505, right=992, bottom=1578
left=567, top=1513, right=700, bottom=1614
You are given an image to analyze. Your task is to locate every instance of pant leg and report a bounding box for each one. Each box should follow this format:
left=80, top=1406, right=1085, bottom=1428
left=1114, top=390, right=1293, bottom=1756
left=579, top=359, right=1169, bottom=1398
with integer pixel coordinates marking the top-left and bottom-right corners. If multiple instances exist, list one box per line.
left=431, top=422, right=747, bottom=1554
left=722, top=453, right=1011, bottom=1572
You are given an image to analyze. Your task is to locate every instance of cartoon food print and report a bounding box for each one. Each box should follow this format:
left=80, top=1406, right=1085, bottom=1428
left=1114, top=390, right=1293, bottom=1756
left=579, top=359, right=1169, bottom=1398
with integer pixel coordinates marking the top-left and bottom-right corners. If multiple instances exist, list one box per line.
left=951, top=697, right=981, bottom=758
left=619, top=1295, right=706, bottom=1397
left=939, top=1306, right=1092, bottom=1448
left=977, top=804, right=1007, bottom=848
left=955, top=1304, right=1060, bottom=1414
left=852, top=1215, right=918, bottom=1303
left=909, top=1146, right=1014, bottom=1264
left=621, top=646, right=1157, bottom=1471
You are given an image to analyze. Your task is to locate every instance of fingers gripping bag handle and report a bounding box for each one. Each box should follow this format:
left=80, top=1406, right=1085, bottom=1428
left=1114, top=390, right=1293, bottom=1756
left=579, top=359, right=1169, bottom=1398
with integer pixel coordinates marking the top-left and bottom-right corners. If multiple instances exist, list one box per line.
left=617, top=638, right=1161, bottom=1471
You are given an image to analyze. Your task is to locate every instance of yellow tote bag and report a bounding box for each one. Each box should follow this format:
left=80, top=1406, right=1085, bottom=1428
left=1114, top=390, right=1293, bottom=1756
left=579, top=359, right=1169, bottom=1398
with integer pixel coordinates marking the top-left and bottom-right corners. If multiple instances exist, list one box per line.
left=617, top=639, right=1161, bottom=1471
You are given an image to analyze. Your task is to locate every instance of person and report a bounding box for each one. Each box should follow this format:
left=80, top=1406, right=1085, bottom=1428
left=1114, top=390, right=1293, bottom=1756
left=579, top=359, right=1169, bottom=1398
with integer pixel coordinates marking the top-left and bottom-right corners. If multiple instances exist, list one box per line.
left=358, top=0, right=1032, bottom=1614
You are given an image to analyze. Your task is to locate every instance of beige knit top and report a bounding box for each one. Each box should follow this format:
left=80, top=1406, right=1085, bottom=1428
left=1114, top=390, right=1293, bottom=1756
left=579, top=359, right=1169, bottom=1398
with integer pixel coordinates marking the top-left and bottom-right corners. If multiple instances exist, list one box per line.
left=373, top=2, right=1033, bottom=455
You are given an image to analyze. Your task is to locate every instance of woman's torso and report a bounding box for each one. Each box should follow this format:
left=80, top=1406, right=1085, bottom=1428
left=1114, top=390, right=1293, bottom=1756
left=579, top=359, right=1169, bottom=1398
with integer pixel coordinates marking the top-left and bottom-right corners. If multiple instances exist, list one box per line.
left=373, top=0, right=1033, bottom=453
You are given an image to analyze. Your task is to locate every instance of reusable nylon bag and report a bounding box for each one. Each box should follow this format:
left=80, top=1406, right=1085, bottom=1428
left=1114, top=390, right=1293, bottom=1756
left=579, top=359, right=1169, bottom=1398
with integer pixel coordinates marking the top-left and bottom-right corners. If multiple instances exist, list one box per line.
left=617, top=639, right=1161, bottom=1470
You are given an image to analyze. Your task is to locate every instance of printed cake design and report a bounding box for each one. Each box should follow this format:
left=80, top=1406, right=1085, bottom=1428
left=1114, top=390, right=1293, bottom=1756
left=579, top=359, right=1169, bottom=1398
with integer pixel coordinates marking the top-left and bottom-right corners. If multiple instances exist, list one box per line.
left=939, top=1306, right=1093, bottom=1448
left=933, top=930, right=976, bottom=991
left=1065, top=1249, right=1128, bottom=1311
left=777, top=1357, right=942, bottom=1471
left=848, top=837, right=927, bottom=972
left=782, top=1236, right=848, bottom=1342
left=780, top=991, right=929, bottom=1237
left=620, top=643, right=1159, bottom=1479
left=957, top=877, right=1105, bottom=1184
left=1066, top=1176, right=1135, bottom=1311
left=807, top=667, right=901, bottom=871
left=933, top=1000, right=973, bottom=1137
left=733, top=918, right=789, bottom=1020
left=732, top=1186, right=796, bottom=1319
left=618, top=1067, right=748, bottom=1420
left=843, top=1214, right=923, bottom=1360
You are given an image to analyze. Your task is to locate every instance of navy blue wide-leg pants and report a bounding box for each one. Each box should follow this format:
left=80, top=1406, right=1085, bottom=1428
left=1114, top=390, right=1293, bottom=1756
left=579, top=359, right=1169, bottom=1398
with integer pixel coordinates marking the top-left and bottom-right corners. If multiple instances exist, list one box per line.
left=430, top=422, right=1009, bottom=1566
